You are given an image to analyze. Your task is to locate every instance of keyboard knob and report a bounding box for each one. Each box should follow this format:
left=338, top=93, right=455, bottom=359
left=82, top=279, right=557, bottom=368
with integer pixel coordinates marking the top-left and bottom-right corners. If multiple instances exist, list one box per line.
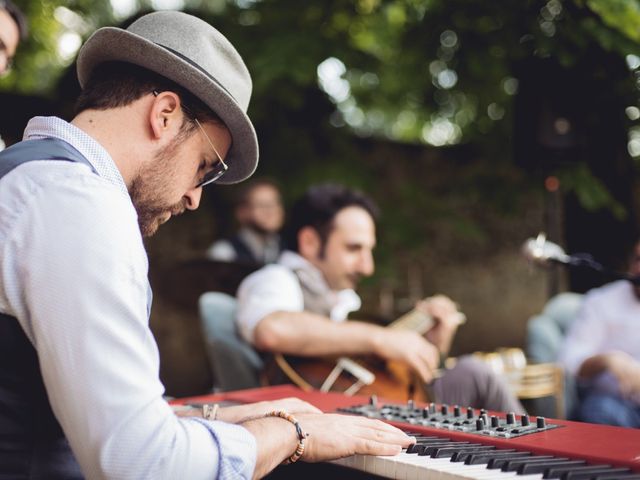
left=422, top=407, right=429, bottom=419
left=466, top=407, right=474, bottom=419
left=407, top=400, right=415, bottom=410
left=506, top=412, right=516, bottom=424
left=536, top=416, right=546, bottom=428
left=490, top=415, right=499, bottom=428
left=521, top=414, right=530, bottom=426
left=453, top=405, right=461, bottom=417
left=369, top=395, right=378, bottom=408
left=476, top=418, right=485, bottom=431
left=441, top=404, right=449, bottom=415
left=429, top=402, right=436, bottom=414
left=480, top=408, right=488, bottom=416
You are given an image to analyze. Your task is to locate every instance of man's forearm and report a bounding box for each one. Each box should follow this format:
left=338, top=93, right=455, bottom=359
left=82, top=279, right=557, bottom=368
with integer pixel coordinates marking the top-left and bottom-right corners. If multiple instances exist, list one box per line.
left=578, top=351, right=638, bottom=380
left=253, top=311, right=384, bottom=357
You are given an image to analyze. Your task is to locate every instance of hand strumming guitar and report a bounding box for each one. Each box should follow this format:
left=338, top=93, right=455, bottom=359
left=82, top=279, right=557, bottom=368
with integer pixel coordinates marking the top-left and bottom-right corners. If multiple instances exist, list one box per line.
left=417, top=294, right=465, bottom=358
left=371, top=328, right=441, bottom=383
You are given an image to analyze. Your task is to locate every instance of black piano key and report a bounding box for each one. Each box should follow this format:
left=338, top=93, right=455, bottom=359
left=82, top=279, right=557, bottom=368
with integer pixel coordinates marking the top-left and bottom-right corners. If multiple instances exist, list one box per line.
left=431, top=445, right=495, bottom=459
left=463, top=449, right=520, bottom=464
left=500, top=455, right=563, bottom=471
left=562, top=467, right=631, bottom=479
left=544, top=464, right=612, bottom=479
left=414, top=437, right=452, bottom=443
left=405, top=443, right=421, bottom=454
left=418, top=442, right=477, bottom=456
left=593, top=474, right=640, bottom=480
left=405, top=437, right=452, bottom=454
left=518, top=460, right=586, bottom=475
left=408, top=434, right=446, bottom=440
left=412, top=443, right=451, bottom=455
left=452, top=447, right=516, bottom=463
left=488, top=454, right=548, bottom=469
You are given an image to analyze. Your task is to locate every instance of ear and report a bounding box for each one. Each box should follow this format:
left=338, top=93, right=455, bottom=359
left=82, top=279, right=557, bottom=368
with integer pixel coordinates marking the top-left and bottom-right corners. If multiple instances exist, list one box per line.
left=148, top=91, right=182, bottom=140
left=298, top=226, right=321, bottom=259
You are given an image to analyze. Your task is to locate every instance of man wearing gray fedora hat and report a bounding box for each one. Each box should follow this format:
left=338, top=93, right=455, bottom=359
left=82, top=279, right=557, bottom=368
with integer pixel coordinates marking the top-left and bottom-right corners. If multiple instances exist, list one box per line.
left=0, top=10, right=412, bottom=480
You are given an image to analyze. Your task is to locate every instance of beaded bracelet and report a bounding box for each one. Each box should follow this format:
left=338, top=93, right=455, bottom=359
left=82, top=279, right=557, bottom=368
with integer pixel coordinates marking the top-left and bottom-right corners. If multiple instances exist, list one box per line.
left=202, top=403, right=219, bottom=421
left=264, top=410, right=308, bottom=464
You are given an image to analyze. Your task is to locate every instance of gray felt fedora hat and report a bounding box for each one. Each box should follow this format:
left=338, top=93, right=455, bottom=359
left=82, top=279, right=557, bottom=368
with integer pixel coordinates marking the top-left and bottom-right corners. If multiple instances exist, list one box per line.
left=76, top=10, right=258, bottom=184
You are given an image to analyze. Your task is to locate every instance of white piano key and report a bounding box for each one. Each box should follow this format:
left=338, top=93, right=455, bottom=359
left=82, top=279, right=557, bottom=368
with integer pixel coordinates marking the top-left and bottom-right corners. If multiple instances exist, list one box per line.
left=331, top=452, right=547, bottom=480
left=352, top=452, right=366, bottom=472
left=370, top=454, right=391, bottom=476
left=384, top=453, right=399, bottom=478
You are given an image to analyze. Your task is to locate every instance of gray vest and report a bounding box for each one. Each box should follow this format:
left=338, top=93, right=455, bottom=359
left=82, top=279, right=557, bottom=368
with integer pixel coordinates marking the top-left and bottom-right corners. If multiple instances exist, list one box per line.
left=0, top=138, right=150, bottom=479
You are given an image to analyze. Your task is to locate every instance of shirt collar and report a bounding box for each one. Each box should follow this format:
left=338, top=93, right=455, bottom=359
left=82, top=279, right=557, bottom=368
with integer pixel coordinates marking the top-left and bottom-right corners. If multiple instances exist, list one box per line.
left=278, top=250, right=361, bottom=318
left=23, top=116, right=128, bottom=195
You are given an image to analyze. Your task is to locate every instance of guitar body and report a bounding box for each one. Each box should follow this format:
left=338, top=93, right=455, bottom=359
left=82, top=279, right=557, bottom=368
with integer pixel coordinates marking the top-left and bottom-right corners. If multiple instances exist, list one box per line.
left=269, top=355, right=431, bottom=402
left=267, top=303, right=465, bottom=402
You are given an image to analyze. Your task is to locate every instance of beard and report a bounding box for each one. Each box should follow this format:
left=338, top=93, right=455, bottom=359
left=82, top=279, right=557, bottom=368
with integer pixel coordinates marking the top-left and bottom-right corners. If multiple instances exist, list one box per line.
left=129, top=140, right=186, bottom=237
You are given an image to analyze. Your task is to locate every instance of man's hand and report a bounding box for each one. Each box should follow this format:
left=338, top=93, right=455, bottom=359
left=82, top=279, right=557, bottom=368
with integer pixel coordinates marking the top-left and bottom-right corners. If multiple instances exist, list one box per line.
left=417, top=294, right=464, bottom=356
left=242, top=412, right=414, bottom=479
left=298, top=413, right=414, bottom=462
left=606, top=351, right=640, bottom=397
left=218, top=397, right=321, bottom=423
left=372, top=328, right=440, bottom=383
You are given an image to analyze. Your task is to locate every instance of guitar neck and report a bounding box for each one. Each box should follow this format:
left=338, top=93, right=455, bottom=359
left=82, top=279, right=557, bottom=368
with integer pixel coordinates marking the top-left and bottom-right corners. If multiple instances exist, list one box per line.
left=387, top=308, right=435, bottom=334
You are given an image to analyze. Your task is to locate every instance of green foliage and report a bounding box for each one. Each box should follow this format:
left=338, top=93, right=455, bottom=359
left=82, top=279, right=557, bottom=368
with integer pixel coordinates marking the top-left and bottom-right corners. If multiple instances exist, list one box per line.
left=557, top=163, right=628, bottom=219
left=1, top=0, right=638, bottom=262
left=584, top=0, right=640, bottom=44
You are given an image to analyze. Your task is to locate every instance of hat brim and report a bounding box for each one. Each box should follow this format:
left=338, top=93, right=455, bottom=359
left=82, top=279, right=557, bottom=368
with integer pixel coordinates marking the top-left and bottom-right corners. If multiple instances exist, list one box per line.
left=77, top=27, right=258, bottom=185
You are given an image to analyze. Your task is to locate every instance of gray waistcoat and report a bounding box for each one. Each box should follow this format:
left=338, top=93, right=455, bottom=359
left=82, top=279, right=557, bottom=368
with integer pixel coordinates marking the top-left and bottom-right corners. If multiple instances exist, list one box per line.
left=0, top=138, right=150, bottom=480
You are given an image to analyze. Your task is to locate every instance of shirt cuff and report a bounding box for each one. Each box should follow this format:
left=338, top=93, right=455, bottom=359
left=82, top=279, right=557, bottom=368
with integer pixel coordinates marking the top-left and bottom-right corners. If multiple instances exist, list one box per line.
left=189, top=418, right=257, bottom=479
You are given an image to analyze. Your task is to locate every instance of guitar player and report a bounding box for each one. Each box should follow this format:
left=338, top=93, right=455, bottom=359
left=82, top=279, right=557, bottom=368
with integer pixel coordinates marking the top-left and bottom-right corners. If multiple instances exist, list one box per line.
left=236, top=183, right=524, bottom=412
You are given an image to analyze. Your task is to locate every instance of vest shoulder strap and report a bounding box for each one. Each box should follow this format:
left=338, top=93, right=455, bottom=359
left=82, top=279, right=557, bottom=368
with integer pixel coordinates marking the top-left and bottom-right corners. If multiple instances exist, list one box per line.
left=0, top=138, right=96, bottom=180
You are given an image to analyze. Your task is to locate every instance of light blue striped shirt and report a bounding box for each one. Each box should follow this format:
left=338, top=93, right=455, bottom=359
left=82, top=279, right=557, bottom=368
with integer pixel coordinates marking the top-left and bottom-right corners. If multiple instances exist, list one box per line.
left=0, top=116, right=256, bottom=479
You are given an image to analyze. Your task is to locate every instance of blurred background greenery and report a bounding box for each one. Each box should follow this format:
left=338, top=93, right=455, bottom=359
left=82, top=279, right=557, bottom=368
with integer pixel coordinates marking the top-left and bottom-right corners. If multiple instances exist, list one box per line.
left=2, top=0, right=639, bottom=394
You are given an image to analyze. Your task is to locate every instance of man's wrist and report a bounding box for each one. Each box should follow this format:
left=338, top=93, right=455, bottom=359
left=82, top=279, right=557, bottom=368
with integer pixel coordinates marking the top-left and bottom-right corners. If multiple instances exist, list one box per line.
left=368, top=326, right=386, bottom=357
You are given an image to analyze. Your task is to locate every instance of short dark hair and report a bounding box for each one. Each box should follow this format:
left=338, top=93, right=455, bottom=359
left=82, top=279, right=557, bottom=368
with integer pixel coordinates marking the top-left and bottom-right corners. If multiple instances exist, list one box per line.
left=1, top=0, right=27, bottom=40
left=284, top=183, right=379, bottom=253
left=75, top=61, right=222, bottom=132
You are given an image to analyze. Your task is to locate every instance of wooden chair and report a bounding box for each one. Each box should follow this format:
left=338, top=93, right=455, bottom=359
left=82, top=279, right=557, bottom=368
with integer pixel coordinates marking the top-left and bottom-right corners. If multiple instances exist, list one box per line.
left=473, top=348, right=566, bottom=418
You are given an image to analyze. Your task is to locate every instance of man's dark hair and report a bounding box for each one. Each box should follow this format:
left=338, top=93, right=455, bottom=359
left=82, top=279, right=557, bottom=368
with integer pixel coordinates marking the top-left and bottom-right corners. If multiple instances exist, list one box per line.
left=284, top=183, right=379, bottom=254
left=1, top=0, right=28, bottom=40
left=75, top=61, right=222, bottom=135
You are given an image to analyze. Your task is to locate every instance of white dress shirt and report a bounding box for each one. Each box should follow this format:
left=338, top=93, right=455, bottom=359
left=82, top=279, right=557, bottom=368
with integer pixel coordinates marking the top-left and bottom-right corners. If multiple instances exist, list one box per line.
left=236, top=251, right=361, bottom=344
left=0, top=117, right=256, bottom=479
left=559, top=280, right=640, bottom=378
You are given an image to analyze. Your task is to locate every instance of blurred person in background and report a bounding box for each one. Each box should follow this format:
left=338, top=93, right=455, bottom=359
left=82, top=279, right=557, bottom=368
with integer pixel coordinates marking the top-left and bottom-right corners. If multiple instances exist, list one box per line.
left=207, top=178, right=284, bottom=265
left=0, top=0, right=27, bottom=76
left=559, top=238, right=640, bottom=428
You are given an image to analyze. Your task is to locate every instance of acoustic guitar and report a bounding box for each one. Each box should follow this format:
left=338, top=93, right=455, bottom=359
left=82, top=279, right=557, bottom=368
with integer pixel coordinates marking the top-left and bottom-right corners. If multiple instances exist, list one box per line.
left=270, top=304, right=466, bottom=402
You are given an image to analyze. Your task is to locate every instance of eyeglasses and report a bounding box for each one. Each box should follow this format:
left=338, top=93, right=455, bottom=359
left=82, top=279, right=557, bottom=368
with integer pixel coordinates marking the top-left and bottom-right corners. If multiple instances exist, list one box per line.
left=152, top=90, right=228, bottom=188
left=193, top=117, right=228, bottom=188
